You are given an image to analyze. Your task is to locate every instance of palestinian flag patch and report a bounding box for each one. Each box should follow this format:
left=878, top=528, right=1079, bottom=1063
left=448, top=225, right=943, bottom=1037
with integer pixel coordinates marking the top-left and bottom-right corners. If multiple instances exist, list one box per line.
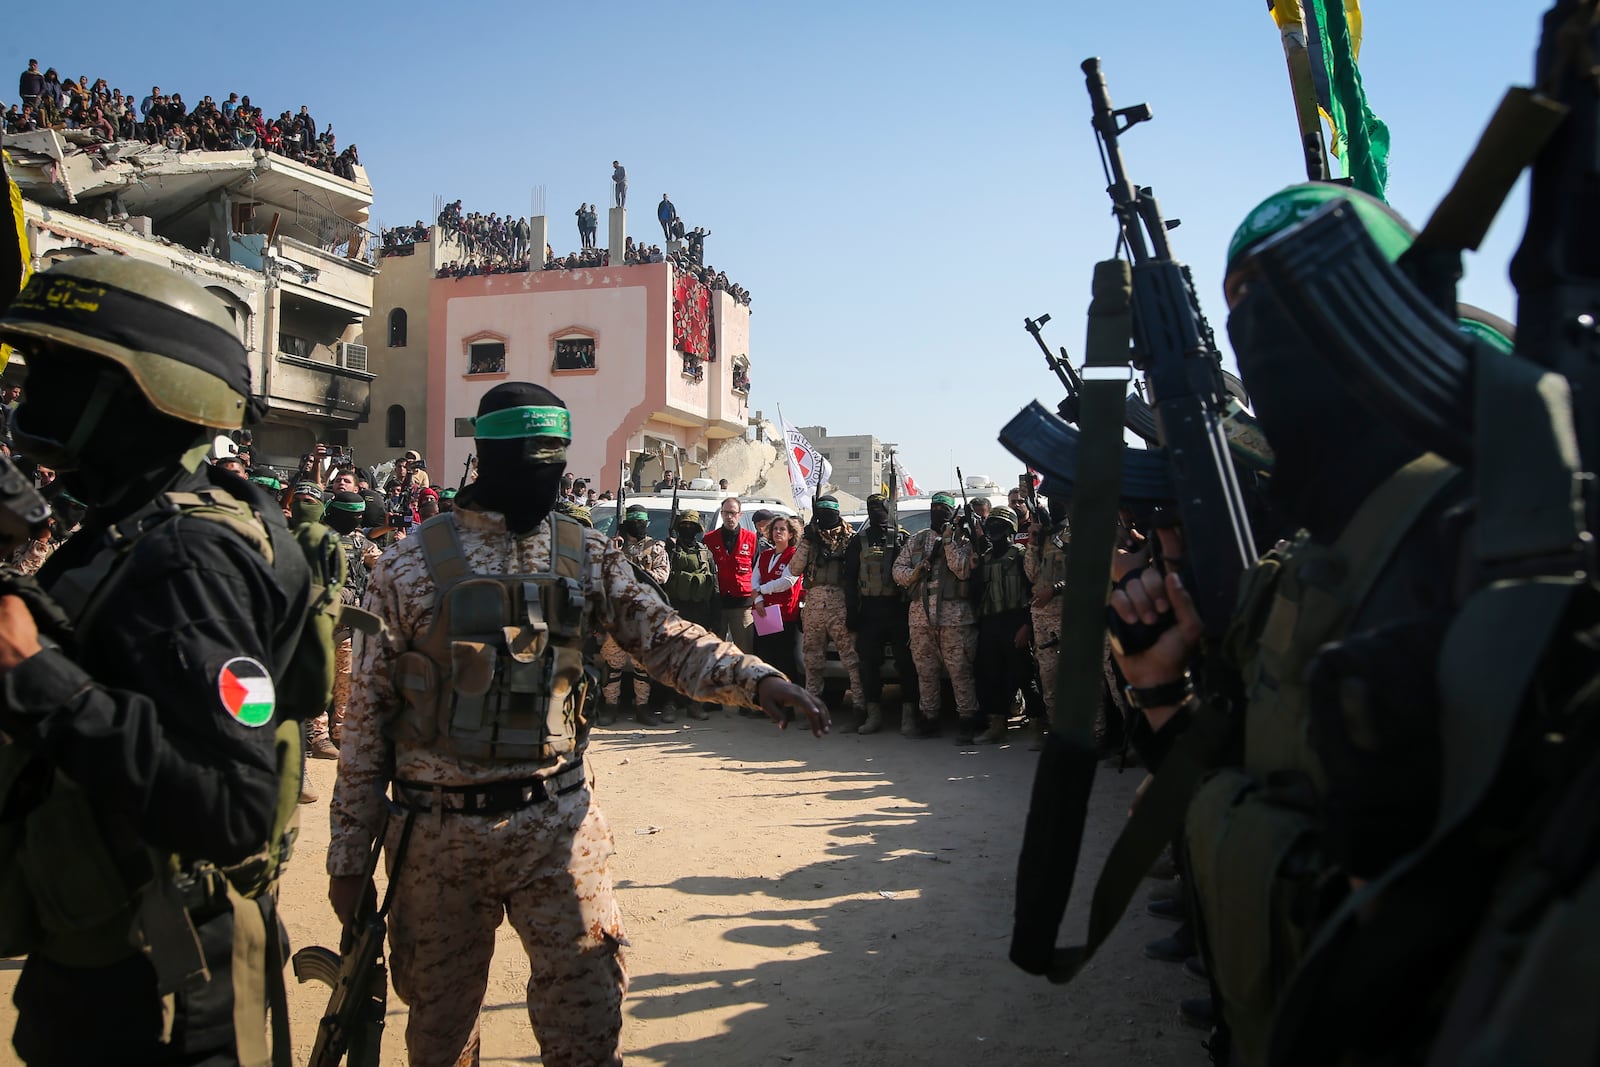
left=218, top=657, right=276, bottom=727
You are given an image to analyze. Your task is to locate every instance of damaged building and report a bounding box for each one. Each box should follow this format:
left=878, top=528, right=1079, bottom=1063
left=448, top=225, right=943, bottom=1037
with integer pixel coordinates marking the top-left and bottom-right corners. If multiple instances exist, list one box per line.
left=6, top=128, right=378, bottom=465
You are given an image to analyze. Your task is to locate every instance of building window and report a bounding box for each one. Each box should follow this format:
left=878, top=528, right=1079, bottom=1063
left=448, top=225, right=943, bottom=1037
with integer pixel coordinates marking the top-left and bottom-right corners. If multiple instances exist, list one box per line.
left=848, top=450, right=861, bottom=460
left=386, top=404, right=406, bottom=448
left=554, top=337, right=596, bottom=371
left=848, top=475, right=862, bottom=484
left=388, top=308, right=408, bottom=348
left=469, top=341, right=506, bottom=375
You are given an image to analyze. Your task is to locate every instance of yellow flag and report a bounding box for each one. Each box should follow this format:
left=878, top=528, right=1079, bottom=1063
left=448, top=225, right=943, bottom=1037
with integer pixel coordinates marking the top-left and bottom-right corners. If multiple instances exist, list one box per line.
left=1, top=149, right=30, bottom=373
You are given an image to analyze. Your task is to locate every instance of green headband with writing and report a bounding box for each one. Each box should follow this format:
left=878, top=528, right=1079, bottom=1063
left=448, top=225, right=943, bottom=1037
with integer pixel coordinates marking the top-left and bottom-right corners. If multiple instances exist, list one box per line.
left=625, top=508, right=650, bottom=521
left=327, top=499, right=367, bottom=515
left=814, top=499, right=840, bottom=511
left=251, top=475, right=282, bottom=491
left=931, top=492, right=957, bottom=508
left=471, top=405, right=572, bottom=441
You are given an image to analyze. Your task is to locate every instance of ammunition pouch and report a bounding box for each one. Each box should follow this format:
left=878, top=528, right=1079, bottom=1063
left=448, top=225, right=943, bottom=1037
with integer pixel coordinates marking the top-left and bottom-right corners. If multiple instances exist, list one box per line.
left=1186, top=768, right=1335, bottom=1067
left=858, top=544, right=897, bottom=599
left=388, top=513, right=590, bottom=763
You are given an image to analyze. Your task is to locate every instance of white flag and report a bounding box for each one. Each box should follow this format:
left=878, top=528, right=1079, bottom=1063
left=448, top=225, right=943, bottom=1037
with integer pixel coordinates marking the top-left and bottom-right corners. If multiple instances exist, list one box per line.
left=892, top=457, right=922, bottom=498
left=780, top=416, right=831, bottom=510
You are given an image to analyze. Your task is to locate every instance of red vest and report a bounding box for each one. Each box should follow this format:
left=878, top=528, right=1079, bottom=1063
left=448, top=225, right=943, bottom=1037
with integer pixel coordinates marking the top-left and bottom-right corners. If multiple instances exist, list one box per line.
left=756, top=546, right=804, bottom=621
left=704, top=526, right=758, bottom=598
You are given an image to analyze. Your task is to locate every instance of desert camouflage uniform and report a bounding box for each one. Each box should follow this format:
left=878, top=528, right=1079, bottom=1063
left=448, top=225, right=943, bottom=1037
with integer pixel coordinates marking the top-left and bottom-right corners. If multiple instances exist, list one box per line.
left=892, top=528, right=977, bottom=727
left=7, top=535, right=56, bottom=577
left=787, top=529, right=864, bottom=708
left=600, top=535, right=670, bottom=706
left=328, top=506, right=782, bottom=1067
left=1024, top=526, right=1070, bottom=717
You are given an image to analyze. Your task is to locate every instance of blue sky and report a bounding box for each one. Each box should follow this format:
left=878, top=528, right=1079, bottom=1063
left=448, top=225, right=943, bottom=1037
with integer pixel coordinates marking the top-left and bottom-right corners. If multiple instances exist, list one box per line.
left=7, top=1, right=1548, bottom=488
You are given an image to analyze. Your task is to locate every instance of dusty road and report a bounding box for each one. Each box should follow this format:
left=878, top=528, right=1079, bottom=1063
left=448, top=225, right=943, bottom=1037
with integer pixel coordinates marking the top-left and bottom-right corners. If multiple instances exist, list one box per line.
left=0, top=708, right=1209, bottom=1066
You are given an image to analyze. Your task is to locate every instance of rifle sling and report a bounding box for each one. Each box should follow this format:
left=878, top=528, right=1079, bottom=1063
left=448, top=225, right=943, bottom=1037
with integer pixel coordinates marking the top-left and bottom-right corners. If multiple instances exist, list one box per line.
left=1011, top=258, right=1133, bottom=976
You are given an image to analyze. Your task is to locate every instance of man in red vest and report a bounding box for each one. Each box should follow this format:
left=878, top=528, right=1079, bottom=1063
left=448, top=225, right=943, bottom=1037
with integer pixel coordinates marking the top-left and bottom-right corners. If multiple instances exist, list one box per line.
left=704, top=496, right=759, bottom=712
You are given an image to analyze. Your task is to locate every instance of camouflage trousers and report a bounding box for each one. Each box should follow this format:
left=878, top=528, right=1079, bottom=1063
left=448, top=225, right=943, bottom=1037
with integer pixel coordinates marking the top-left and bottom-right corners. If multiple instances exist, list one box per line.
left=386, top=784, right=628, bottom=1067
left=800, top=585, right=863, bottom=707
left=1031, top=605, right=1061, bottom=717
left=907, top=608, right=978, bottom=716
left=307, top=633, right=354, bottom=746
left=599, top=634, right=649, bottom=706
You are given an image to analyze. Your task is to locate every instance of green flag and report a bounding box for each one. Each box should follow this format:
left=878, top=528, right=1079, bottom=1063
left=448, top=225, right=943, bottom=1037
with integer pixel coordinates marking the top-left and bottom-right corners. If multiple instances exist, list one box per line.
left=1308, top=0, right=1390, bottom=199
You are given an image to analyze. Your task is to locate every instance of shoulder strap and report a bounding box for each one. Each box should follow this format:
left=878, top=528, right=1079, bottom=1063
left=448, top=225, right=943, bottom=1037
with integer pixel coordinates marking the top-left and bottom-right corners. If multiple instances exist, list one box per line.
left=548, top=512, right=585, bottom=581
left=1330, top=452, right=1458, bottom=608
left=417, top=513, right=469, bottom=602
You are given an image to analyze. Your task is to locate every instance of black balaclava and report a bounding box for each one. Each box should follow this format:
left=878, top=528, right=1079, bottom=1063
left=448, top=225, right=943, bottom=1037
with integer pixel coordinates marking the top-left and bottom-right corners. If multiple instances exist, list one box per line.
left=324, top=490, right=366, bottom=535
left=454, top=382, right=569, bottom=534
left=929, top=493, right=957, bottom=533
left=1048, top=494, right=1071, bottom=528
left=14, top=347, right=208, bottom=517
left=1228, top=287, right=1422, bottom=542
left=814, top=494, right=843, bottom=530
left=621, top=507, right=649, bottom=540
left=866, top=494, right=890, bottom=528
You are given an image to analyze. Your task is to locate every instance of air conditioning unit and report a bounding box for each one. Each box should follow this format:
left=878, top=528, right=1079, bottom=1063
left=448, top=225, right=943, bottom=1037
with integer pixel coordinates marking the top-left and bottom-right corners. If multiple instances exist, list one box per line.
left=336, top=342, right=368, bottom=373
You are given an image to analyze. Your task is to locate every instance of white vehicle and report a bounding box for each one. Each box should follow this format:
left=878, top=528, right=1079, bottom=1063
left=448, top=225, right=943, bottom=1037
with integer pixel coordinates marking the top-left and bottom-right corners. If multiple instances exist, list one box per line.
left=592, top=489, right=796, bottom=539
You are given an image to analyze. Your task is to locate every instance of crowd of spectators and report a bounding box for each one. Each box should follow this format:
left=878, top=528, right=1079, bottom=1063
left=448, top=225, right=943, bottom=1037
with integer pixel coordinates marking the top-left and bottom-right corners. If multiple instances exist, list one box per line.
left=8, top=59, right=358, bottom=181
left=436, top=201, right=534, bottom=261
left=421, top=168, right=749, bottom=305
left=380, top=222, right=430, bottom=256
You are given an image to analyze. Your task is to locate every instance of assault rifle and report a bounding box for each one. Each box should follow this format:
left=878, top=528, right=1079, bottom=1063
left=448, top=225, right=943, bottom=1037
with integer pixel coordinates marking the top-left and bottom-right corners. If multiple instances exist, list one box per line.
left=954, top=466, right=986, bottom=550
left=1024, top=312, right=1160, bottom=446
left=666, top=448, right=682, bottom=542
left=294, top=809, right=415, bottom=1067
left=1082, top=58, right=1258, bottom=635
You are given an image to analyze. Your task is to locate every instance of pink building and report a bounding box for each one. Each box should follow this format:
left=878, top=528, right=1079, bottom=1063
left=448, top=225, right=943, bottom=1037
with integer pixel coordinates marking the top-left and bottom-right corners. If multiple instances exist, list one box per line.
left=421, top=258, right=750, bottom=490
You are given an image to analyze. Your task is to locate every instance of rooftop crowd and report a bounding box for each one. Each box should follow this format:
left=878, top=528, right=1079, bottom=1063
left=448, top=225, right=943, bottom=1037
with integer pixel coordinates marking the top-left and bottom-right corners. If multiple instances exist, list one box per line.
left=9, top=58, right=359, bottom=181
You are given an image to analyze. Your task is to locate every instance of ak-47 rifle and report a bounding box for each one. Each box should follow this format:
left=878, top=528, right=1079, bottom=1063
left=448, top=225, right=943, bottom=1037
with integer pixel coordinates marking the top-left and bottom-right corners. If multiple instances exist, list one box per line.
left=458, top=452, right=474, bottom=491
left=293, top=809, right=415, bottom=1067
left=666, top=448, right=682, bottom=543
left=615, top=456, right=627, bottom=538
left=1024, top=312, right=1160, bottom=445
left=885, top=446, right=901, bottom=532
left=954, top=466, right=985, bottom=551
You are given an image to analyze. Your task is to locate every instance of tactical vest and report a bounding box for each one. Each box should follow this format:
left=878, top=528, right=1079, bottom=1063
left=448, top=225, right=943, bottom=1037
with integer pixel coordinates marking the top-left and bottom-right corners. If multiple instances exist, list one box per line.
left=859, top=539, right=898, bottom=598
left=387, top=511, right=590, bottom=763
left=978, top=546, right=1030, bottom=618
left=806, top=537, right=848, bottom=588
left=663, top=542, right=715, bottom=604
left=0, top=485, right=314, bottom=1067
left=341, top=531, right=371, bottom=605
left=934, top=548, right=970, bottom=602
left=1183, top=455, right=1458, bottom=1067
left=1036, top=533, right=1069, bottom=589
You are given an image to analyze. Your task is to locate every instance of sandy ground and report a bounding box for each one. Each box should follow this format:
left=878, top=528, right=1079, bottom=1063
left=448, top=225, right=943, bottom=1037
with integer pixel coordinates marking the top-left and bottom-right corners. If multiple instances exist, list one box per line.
left=0, top=702, right=1210, bottom=1067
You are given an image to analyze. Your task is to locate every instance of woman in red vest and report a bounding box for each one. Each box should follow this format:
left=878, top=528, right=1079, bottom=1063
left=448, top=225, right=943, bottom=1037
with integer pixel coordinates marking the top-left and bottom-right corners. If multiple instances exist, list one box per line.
left=753, top=515, right=804, bottom=686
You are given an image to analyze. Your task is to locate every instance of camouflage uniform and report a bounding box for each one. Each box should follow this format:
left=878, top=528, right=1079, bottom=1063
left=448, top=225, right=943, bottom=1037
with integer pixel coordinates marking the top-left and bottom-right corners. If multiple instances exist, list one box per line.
left=892, top=527, right=977, bottom=729
left=329, top=506, right=782, bottom=1067
left=787, top=528, right=864, bottom=708
left=600, top=534, right=670, bottom=710
left=1023, top=526, right=1070, bottom=718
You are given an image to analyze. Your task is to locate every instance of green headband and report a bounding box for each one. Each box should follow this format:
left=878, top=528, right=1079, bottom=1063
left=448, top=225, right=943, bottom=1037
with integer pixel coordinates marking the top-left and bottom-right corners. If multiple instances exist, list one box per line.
left=471, top=405, right=572, bottom=441
left=251, top=475, right=282, bottom=491
left=438, top=488, right=457, bottom=499
left=625, top=508, right=649, bottom=521
left=931, top=493, right=957, bottom=508
left=814, top=499, right=840, bottom=512
left=327, top=499, right=367, bottom=515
